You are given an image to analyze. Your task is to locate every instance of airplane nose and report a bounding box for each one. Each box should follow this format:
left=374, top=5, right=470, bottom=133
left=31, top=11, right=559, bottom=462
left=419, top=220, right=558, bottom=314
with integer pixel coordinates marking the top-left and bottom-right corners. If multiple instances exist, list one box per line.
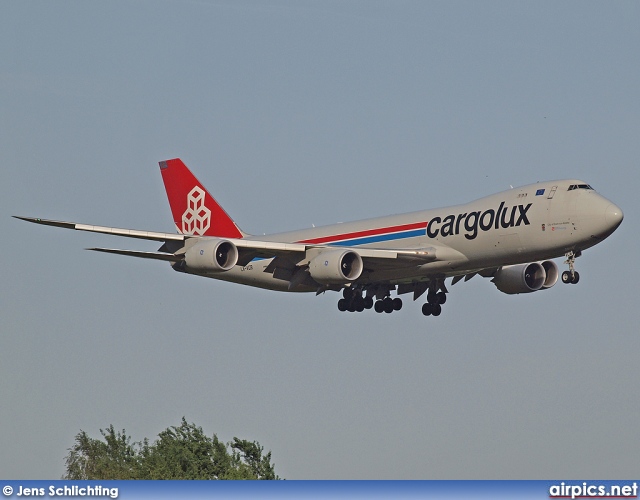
left=605, top=203, right=624, bottom=229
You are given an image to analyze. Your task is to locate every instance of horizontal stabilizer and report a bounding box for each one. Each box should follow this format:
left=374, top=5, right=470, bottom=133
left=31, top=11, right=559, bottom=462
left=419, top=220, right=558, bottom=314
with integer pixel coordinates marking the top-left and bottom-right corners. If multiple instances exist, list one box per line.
left=86, top=248, right=182, bottom=262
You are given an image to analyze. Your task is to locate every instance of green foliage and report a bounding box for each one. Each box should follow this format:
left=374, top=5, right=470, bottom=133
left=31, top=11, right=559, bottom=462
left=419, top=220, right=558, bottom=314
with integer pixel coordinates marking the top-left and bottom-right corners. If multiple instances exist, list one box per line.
left=230, top=438, right=278, bottom=480
left=64, top=418, right=279, bottom=480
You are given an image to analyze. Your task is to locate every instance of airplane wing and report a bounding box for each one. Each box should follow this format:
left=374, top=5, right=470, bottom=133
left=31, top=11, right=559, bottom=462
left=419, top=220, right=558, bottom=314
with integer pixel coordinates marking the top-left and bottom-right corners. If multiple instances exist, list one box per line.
left=13, top=216, right=186, bottom=242
left=86, top=247, right=184, bottom=262
left=14, top=216, right=466, bottom=283
left=15, top=215, right=443, bottom=260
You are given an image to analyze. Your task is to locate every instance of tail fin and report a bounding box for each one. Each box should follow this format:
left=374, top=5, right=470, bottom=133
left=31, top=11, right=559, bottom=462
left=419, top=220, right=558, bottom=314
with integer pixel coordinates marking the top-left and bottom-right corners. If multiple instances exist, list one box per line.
left=159, top=158, right=245, bottom=238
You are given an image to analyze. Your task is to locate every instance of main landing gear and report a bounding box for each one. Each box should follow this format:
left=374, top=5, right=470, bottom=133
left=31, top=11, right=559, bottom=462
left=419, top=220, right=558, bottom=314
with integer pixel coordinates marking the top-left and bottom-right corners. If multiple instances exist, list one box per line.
left=420, top=280, right=447, bottom=316
left=336, top=281, right=448, bottom=317
left=374, top=297, right=403, bottom=314
left=337, top=287, right=402, bottom=314
left=561, top=250, right=582, bottom=284
left=421, top=290, right=446, bottom=317
left=337, top=287, right=373, bottom=313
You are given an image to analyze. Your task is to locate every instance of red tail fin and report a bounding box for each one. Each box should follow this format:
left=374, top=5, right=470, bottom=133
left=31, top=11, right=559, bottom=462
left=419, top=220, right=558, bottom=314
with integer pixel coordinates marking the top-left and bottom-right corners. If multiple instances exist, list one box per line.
left=159, top=158, right=245, bottom=238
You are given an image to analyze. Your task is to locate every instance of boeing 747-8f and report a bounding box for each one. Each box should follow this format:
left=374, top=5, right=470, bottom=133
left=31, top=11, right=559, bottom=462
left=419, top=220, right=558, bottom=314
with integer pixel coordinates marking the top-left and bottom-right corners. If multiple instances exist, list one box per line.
left=15, top=158, right=623, bottom=317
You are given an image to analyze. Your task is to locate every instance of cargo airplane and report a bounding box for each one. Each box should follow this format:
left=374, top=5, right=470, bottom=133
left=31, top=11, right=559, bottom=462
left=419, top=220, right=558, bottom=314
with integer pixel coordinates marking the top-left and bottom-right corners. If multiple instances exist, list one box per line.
left=15, top=158, right=623, bottom=317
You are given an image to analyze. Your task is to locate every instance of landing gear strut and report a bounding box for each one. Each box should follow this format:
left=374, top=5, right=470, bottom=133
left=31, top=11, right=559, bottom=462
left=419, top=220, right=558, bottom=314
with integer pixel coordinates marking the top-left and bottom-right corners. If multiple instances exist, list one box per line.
left=561, top=250, right=581, bottom=284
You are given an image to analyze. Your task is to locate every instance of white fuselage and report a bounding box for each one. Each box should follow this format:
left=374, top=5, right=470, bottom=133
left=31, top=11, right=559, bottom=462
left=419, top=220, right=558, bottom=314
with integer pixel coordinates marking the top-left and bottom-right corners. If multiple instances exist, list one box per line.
left=195, top=180, right=622, bottom=292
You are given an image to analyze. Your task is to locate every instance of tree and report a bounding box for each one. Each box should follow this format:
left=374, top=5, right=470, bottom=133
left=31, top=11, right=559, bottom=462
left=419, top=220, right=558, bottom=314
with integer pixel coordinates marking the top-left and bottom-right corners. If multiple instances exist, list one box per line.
left=230, top=438, right=278, bottom=480
left=64, top=418, right=280, bottom=480
left=64, top=425, right=138, bottom=479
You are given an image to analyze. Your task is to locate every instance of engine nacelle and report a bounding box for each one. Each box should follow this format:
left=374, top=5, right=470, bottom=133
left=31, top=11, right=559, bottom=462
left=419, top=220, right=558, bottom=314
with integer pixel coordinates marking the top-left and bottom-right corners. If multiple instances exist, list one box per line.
left=308, top=250, right=363, bottom=284
left=540, top=260, right=559, bottom=290
left=493, top=261, right=558, bottom=294
left=184, top=239, right=238, bottom=272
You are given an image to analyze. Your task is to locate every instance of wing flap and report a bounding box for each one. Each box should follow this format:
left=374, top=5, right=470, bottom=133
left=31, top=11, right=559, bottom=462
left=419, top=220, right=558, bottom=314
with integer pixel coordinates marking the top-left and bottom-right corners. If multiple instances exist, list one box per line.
left=235, top=239, right=307, bottom=253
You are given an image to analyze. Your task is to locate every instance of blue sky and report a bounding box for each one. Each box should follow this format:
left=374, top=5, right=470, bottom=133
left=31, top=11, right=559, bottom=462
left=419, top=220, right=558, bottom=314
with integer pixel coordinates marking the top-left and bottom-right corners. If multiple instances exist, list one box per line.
left=1, top=1, right=638, bottom=479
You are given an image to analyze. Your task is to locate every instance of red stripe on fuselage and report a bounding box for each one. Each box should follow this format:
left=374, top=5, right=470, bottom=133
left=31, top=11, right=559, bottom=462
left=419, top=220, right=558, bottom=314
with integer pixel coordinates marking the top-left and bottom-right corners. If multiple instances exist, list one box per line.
left=299, top=221, right=428, bottom=245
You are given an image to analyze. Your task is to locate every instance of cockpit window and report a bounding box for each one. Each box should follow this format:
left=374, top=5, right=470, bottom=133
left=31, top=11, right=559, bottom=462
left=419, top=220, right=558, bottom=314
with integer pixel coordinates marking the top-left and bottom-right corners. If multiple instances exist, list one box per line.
left=568, top=184, right=594, bottom=191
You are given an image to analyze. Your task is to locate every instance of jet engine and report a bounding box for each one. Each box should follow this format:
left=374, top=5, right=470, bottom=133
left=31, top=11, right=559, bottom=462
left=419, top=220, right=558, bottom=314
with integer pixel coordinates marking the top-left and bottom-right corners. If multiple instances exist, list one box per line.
left=184, top=239, right=238, bottom=272
left=492, top=260, right=559, bottom=294
left=308, top=249, right=363, bottom=284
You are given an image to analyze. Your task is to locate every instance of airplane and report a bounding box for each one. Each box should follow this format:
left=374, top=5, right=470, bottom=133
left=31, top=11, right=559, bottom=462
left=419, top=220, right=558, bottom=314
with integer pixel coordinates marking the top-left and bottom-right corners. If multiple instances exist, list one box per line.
left=15, top=158, right=623, bottom=317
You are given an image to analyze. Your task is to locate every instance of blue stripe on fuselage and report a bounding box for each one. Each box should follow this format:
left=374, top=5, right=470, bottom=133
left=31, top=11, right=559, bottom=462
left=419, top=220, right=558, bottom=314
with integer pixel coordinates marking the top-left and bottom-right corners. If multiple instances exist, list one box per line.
left=249, top=228, right=426, bottom=262
left=326, top=228, right=425, bottom=247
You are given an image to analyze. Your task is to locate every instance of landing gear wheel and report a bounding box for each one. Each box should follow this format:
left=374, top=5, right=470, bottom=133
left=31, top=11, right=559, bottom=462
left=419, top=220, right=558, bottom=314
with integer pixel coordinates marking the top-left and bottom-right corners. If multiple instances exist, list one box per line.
left=363, top=296, right=374, bottom=309
left=353, top=295, right=365, bottom=312
left=436, top=291, right=447, bottom=304
left=431, top=303, right=442, bottom=316
left=392, top=298, right=403, bottom=311
left=562, top=270, right=580, bottom=284
left=383, top=297, right=394, bottom=314
left=338, top=298, right=347, bottom=311
left=422, top=303, right=432, bottom=316
left=374, top=300, right=384, bottom=313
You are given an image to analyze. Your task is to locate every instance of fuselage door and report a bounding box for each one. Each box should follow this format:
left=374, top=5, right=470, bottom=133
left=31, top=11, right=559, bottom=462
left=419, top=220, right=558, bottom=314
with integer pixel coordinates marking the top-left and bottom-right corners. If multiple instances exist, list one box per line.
left=547, top=186, right=557, bottom=199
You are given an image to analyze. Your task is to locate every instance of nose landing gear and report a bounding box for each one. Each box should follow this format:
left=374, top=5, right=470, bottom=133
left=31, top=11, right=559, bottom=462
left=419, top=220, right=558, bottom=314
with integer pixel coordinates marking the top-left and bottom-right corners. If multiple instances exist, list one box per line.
left=561, top=250, right=582, bottom=284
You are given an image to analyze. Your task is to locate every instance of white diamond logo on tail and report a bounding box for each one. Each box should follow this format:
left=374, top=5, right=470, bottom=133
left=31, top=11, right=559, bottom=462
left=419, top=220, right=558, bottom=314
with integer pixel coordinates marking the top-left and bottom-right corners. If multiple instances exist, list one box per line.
left=182, top=186, right=211, bottom=235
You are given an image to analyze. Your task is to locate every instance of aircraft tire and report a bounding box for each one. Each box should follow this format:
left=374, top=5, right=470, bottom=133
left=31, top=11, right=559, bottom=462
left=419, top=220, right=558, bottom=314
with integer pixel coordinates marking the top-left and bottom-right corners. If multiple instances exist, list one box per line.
left=383, top=297, right=394, bottom=313
left=431, top=303, right=442, bottom=316
left=374, top=300, right=384, bottom=313
left=338, top=299, right=347, bottom=311
left=353, top=295, right=364, bottom=309
left=393, top=298, right=402, bottom=311
left=562, top=271, right=572, bottom=284
left=422, top=303, right=432, bottom=316
left=572, top=271, right=580, bottom=284
left=437, top=292, right=447, bottom=304
left=364, top=296, right=374, bottom=309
